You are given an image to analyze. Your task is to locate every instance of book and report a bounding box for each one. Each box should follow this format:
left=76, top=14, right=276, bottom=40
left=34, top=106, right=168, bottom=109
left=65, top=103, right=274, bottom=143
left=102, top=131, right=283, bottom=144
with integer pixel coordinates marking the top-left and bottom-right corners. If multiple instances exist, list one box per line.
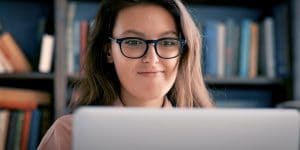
left=28, top=109, right=41, bottom=150
left=225, top=19, right=235, bottom=77
left=0, top=87, right=51, bottom=107
left=73, top=21, right=81, bottom=73
left=273, top=4, right=290, bottom=78
left=217, top=22, right=226, bottom=78
left=66, top=2, right=77, bottom=75
left=21, top=111, right=32, bottom=150
left=39, top=108, right=51, bottom=142
left=80, top=20, right=89, bottom=74
left=5, top=111, right=18, bottom=150
left=0, top=110, right=10, bottom=150
left=203, top=21, right=219, bottom=77
left=261, top=17, right=276, bottom=78
left=13, top=111, right=24, bottom=150
left=239, top=19, right=251, bottom=78
left=223, top=19, right=241, bottom=78
left=0, top=59, right=5, bottom=73
left=0, top=99, right=37, bottom=110
left=38, top=34, right=54, bottom=73
left=0, top=32, right=32, bottom=72
left=249, top=22, right=259, bottom=78
left=0, top=47, right=13, bottom=73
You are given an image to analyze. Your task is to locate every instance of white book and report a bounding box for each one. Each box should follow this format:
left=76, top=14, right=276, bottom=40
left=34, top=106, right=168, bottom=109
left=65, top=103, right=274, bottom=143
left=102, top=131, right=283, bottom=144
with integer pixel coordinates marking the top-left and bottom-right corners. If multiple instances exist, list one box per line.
left=0, top=60, right=6, bottom=73
left=0, top=110, right=10, bottom=150
left=0, top=48, right=13, bottom=73
left=263, top=17, right=276, bottom=78
left=217, top=23, right=226, bottom=78
left=67, top=2, right=76, bottom=75
left=39, top=34, right=54, bottom=73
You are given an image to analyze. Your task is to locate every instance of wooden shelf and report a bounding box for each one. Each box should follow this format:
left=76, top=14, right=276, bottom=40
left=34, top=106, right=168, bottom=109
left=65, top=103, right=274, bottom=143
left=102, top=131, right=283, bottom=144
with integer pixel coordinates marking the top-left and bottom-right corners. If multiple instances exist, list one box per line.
left=0, top=72, right=54, bottom=80
left=0, top=72, right=54, bottom=91
left=1, top=0, right=53, bottom=3
left=0, top=72, right=54, bottom=81
left=204, top=77, right=283, bottom=85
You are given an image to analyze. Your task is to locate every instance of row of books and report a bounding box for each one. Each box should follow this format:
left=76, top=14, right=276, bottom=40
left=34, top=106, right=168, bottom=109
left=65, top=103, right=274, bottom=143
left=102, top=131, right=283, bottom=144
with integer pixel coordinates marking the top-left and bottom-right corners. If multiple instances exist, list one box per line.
left=66, top=2, right=99, bottom=75
left=65, top=2, right=290, bottom=79
left=200, top=16, right=289, bottom=79
left=0, top=87, right=52, bottom=150
left=0, top=22, right=54, bottom=74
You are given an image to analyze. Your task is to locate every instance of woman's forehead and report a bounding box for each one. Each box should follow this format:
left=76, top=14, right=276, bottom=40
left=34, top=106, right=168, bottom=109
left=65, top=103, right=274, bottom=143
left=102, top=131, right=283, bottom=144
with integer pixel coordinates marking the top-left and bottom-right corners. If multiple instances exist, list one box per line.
left=113, top=4, right=177, bottom=38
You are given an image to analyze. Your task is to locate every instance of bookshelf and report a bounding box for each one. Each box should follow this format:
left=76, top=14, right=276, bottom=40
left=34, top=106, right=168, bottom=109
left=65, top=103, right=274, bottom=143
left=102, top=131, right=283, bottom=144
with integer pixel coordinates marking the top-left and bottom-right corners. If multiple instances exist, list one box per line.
left=56, top=0, right=294, bottom=116
left=0, top=0, right=296, bottom=118
left=0, top=1, right=54, bottom=149
left=0, top=2, right=297, bottom=147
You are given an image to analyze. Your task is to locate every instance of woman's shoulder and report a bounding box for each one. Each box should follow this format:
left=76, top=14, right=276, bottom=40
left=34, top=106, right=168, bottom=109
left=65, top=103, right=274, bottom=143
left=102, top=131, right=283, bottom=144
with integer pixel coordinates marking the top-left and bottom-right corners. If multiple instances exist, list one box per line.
left=38, top=114, right=73, bottom=150
left=54, top=114, right=73, bottom=128
left=48, top=114, right=73, bottom=133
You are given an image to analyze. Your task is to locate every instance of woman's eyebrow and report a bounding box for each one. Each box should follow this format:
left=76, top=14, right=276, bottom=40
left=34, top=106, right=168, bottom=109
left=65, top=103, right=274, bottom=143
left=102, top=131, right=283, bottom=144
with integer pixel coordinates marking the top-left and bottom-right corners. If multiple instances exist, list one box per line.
left=159, top=31, right=178, bottom=37
left=117, top=30, right=178, bottom=38
left=118, top=30, right=145, bottom=37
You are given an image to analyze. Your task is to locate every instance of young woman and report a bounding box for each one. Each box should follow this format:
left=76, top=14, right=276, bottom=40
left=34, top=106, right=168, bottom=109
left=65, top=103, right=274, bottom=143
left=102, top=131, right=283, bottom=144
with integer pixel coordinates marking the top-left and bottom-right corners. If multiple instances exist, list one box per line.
left=38, top=0, right=214, bottom=149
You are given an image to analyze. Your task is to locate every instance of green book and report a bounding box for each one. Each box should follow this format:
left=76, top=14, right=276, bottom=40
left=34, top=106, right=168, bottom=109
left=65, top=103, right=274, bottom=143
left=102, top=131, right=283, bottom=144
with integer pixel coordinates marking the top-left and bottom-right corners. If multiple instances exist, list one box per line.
left=13, top=111, right=24, bottom=150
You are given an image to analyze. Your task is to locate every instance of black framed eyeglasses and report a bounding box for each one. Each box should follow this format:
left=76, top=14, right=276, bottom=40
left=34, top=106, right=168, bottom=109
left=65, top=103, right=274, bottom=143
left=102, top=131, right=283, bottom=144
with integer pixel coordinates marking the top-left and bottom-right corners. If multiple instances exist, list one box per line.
left=109, top=37, right=186, bottom=59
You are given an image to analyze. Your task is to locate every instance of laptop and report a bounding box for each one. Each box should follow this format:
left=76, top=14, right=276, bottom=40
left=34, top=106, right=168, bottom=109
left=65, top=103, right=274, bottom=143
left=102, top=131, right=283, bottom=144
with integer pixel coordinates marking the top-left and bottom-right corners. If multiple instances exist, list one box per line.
left=73, top=107, right=299, bottom=150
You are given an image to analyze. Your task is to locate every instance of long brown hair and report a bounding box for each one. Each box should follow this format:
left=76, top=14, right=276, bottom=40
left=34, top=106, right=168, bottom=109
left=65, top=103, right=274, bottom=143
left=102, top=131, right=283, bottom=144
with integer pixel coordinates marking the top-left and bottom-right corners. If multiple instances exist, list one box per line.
left=71, top=0, right=214, bottom=110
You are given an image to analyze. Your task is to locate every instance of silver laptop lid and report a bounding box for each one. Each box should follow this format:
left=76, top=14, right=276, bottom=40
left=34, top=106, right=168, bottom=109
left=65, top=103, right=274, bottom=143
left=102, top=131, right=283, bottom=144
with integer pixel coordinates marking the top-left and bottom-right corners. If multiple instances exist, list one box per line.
left=73, top=107, right=299, bottom=150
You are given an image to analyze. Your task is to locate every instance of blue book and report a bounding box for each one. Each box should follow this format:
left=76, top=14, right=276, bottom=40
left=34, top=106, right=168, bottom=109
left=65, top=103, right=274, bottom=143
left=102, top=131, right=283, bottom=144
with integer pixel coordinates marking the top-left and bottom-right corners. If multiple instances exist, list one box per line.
left=239, top=20, right=251, bottom=78
left=5, top=111, right=18, bottom=150
left=73, top=21, right=81, bottom=73
left=203, top=21, right=218, bottom=77
left=28, top=109, right=41, bottom=150
left=273, top=4, right=290, bottom=78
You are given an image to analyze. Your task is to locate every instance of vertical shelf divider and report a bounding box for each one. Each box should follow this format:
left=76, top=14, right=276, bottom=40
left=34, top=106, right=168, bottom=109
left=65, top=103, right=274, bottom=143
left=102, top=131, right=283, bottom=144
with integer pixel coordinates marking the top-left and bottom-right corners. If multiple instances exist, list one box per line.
left=54, top=0, right=67, bottom=118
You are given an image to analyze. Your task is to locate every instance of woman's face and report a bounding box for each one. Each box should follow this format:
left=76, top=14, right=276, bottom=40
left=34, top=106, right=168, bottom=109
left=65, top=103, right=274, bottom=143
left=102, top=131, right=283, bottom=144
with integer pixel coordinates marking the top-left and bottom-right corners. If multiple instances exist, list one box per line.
left=109, top=4, right=180, bottom=102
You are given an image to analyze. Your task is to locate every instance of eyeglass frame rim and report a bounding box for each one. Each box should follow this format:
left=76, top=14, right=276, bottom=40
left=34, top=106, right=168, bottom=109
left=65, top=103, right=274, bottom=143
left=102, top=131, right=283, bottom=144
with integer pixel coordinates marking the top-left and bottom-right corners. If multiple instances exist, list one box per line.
left=108, top=36, right=186, bottom=59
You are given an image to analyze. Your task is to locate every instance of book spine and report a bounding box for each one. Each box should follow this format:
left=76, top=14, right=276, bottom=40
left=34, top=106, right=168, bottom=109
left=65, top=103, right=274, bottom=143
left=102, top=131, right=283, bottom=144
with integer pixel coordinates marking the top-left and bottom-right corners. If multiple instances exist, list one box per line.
left=217, top=23, right=226, bottom=78
left=204, top=21, right=218, bottom=77
left=80, top=20, right=89, bottom=75
left=13, top=111, right=24, bottom=150
left=239, top=20, right=251, bottom=78
left=249, top=22, right=259, bottom=78
left=67, top=2, right=77, bottom=75
left=0, top=110, right=10, bottom=150
left=38, top=34, right=54, bottom=73
left=28, top=109, right=41, bottom=150
left=263, top=17, right=276, bottom=78
left=0, top=47, right=14, bottom=73
left=0, top=32, right=32, bottom=72
left=5, top=111, right=18, bottom=150
left=21, top=111, right=32, bottom=150
left=73, top=21, right=81, bottom=73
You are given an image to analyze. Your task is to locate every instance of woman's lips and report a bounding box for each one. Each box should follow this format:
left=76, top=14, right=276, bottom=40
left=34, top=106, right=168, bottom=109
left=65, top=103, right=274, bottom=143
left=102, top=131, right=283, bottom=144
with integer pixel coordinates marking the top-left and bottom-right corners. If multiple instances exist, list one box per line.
left=137, top=71, right=164, bottom=76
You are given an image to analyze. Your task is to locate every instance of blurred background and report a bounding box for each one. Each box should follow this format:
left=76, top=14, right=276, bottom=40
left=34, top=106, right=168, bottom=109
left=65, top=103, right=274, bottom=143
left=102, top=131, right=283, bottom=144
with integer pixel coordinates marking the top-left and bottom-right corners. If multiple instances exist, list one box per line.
left=0, top=0, right=299, bottom=149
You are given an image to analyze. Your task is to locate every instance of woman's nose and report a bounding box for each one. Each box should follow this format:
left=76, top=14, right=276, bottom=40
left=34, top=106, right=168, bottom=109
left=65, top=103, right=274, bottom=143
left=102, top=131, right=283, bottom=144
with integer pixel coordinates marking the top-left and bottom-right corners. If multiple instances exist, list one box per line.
left=141, top=44, right=159, bottom=63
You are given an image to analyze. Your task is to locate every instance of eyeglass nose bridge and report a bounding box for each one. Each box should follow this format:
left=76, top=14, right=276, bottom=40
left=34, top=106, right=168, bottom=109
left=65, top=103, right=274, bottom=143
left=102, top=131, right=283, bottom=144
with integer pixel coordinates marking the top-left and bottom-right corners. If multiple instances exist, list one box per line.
left=141, top=39, right=160, bottom=58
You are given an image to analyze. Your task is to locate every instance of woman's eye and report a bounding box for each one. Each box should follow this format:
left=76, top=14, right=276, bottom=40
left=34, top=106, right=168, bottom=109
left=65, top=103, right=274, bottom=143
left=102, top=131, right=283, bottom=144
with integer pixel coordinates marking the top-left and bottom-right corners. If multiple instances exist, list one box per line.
left=125, top=40, right=143, bottom=46
left=160, top=40, right=178, bottom=46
